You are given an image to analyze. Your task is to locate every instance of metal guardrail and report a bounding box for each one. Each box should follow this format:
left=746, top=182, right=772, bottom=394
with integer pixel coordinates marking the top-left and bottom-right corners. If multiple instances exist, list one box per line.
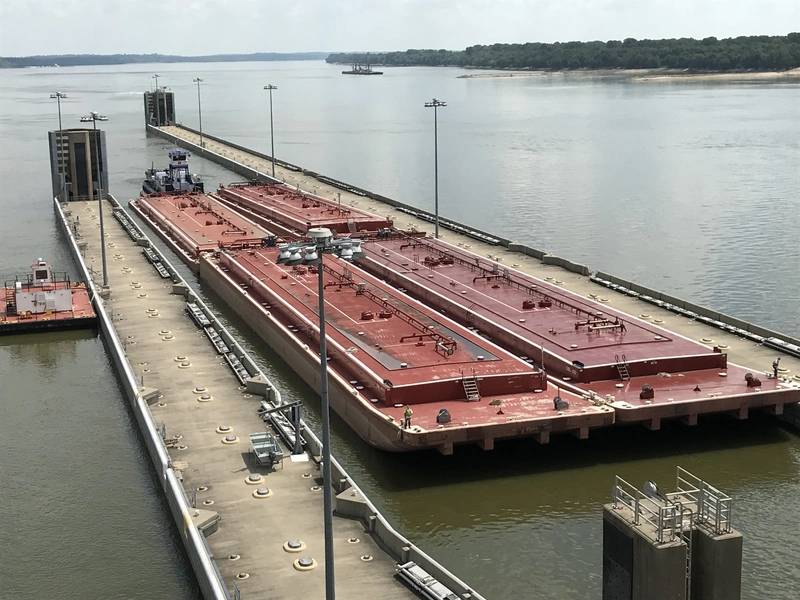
left=612, top=467, right=733, bottom=543
left=671, top=467, right=732, bottom=535
left=612, top=476, right=683, bottom=543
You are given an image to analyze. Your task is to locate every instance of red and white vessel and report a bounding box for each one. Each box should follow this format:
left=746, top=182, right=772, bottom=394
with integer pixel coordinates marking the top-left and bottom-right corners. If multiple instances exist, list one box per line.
left=1, top=259, right=95, bottom=334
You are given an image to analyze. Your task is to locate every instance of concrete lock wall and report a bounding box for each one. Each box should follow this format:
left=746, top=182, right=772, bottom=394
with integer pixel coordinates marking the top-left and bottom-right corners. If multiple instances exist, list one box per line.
left=691, top=528, right=743, bottom=600
left=602, top=505, right=687, bottom=600
left=595, top=271, right=800, bottom=348
left=54, top=198, right=231, bottom=600
left=153, top=124, right=800, bottom=356
left=507, top=242, right=548, bottom=260
left=541, top=254, right=591, bottom=276
left=148, top=124, right=510, bottom=246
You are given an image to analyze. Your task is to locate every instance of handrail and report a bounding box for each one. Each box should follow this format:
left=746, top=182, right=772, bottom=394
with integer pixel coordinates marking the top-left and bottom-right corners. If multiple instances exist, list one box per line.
left=613, top=467, right=733, bottom=547
left=612, top=476, right=683, bottom=543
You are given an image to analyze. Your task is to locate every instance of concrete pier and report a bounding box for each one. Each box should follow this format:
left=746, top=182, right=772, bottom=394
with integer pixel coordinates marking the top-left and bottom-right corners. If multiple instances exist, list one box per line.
left=151, top=123, right=800, bottom=428
left=58, top=196, right=478, bottom=599
left=603, top=469, right=742, bottom=600
left=603, top=503, right=687, bottom=600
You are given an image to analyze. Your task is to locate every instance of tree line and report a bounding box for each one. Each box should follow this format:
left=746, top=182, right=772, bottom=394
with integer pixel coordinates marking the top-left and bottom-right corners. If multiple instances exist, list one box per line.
left=327, top=34, right=800, bottom=71
left=0, top=52, right=328, bottom=69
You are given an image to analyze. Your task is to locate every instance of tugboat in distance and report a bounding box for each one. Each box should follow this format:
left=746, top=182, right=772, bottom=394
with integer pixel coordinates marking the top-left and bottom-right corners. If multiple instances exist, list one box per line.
left=142, top=148, right=204, bottom=195
left=341, top=62, right=383, bottom=75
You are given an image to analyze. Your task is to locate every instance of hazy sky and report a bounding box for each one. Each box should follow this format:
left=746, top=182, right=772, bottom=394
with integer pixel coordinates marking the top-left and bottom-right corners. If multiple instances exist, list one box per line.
left=1, top=0, right=798, bottom=56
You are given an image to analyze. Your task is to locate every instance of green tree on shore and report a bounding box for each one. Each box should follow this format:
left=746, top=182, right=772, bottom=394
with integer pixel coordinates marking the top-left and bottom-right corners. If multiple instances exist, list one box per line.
left=327, top=34, right=800, bottom=71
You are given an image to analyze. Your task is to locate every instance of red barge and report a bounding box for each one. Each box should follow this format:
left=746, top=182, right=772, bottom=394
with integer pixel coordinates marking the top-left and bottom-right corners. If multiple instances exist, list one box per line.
left=1, top=259, right=95, bottom=334
left=130, top=192, right=275, bottom=269
left=216, top=183, right=393, bottom=234
left=200, top=248, right=612, bottom=452
left=129, top=181, right=799, bottom=451
left=356, top=235, right=797, bottom=428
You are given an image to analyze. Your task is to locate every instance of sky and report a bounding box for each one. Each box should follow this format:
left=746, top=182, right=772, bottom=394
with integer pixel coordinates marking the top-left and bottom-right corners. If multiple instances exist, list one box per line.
left=0, top=0, right=798, bottom=56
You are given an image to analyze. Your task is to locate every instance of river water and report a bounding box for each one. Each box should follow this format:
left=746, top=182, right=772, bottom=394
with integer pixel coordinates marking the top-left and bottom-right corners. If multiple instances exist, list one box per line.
left=0, top=61, right=798, bottom=599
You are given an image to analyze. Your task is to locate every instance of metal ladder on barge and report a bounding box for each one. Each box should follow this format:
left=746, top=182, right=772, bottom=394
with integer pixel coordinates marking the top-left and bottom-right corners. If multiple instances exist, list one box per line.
left=4, top=287, right=17, bottom=315
left=461, top=373, right=480, bottom=401
left=614, top=353, right=631, bottom=381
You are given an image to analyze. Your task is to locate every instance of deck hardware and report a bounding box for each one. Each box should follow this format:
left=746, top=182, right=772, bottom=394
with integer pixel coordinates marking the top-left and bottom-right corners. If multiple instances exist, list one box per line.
left=293, top=557, right=317, bottom=571
left=252, top=487, right=272, bottom=498
left=283, top=539, right=306, bottom=553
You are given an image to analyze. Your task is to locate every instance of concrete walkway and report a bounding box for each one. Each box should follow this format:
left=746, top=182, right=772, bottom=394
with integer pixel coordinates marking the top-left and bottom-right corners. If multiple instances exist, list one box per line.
left=65, top=199, right=413, bottom=599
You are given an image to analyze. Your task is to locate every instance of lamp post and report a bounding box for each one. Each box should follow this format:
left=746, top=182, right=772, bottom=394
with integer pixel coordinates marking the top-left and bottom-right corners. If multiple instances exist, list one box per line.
left=263, top=84, right=278, bottom=177
left=152, top=74, right=161, bottom=125
left=309, top=227, right=336, bottom=600
left=50, top=92, right=67, bottom=201
left=193, top=77, right=204, bottom=147
left=424, top=98, right=446, bottom=238
left=80, top=111, right=109, bottom=288
left=276, top=231, right=358, bottom=600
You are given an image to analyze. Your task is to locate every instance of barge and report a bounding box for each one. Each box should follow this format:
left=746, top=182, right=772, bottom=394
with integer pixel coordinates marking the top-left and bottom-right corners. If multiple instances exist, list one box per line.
left=132, top=188, right=613, bottom=452
left=129, top=166, right=799, bottom=451
left=1, top=259, right=95, bottom=334
left=216, top=183, right=393, bottom=234
left=356, top=235, right=798, bottom=427
left=130, top=192, right=275, bottom=270
left=201, top=246, right=611, bottom=452
left=342, top=63, right=383, bottom=75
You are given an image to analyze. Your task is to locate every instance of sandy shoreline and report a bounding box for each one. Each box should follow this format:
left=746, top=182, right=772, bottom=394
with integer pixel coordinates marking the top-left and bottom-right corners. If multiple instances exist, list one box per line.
left=457, top=67, right=800, bottom=82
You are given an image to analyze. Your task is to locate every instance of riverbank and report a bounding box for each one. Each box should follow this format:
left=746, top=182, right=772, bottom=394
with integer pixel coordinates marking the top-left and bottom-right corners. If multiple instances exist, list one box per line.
left=456, top=67, right=800, bottom=82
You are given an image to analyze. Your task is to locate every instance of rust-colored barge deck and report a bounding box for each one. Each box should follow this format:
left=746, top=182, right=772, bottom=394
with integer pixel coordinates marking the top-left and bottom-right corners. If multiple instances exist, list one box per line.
left=130, top=193, right=274, bottom=267
left=217, top=184, right=393, bottom=234
left=200, top=248, right=612, bottom=452
left=357, top=235, right=798, bottom=428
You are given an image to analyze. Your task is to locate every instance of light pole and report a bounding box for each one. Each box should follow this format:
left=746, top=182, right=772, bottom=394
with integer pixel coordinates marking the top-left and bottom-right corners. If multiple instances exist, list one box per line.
left=50, top=92, right=67, bottom=201
left=153, top=74, right=161, bottom=126
left=264, top=84, right=278, bottom=177
left=310, top=228, right=336, bottom=600
left=80, top=111, right=109, bottom=288
left=193, top=77, right=204, bottom=147
left=424, top=98, right=446, bottom=238
left=277, top=230, right=355, bottom=600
